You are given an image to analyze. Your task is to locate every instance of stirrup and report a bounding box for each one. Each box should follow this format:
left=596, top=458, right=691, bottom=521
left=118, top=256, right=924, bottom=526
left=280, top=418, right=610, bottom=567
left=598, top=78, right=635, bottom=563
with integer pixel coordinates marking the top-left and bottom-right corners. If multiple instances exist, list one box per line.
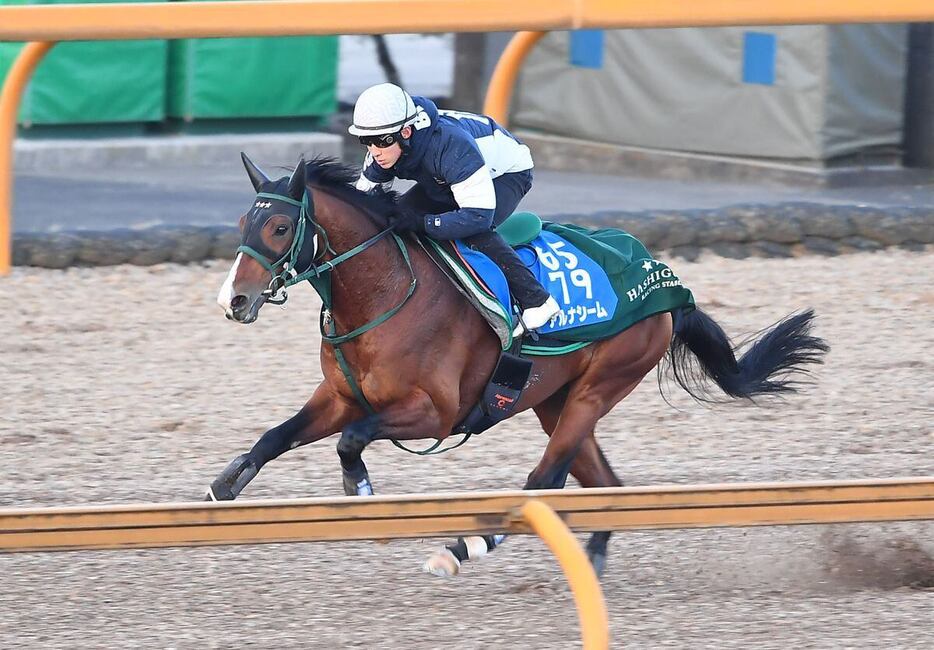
left=512, top=296, right=560, bottom=337
left=512, top=315, right=538, bottom=340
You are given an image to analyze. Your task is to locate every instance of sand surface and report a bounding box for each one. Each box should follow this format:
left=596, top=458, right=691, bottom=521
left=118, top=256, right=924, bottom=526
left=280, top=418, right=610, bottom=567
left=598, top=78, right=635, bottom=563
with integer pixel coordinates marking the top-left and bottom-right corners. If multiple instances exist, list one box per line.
left=1, top=250, right=932, bottom=648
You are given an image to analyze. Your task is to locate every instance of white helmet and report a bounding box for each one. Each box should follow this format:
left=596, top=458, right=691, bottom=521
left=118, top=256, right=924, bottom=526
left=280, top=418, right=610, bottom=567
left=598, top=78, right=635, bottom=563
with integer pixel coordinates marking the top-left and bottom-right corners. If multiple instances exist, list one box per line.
left=348, top=83, right=417, bottom=136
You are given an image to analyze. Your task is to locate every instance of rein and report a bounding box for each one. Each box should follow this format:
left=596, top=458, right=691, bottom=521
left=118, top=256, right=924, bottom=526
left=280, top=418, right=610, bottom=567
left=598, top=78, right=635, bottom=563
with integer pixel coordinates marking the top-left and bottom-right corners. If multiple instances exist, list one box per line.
left=238, top=187, right=470, bottom=455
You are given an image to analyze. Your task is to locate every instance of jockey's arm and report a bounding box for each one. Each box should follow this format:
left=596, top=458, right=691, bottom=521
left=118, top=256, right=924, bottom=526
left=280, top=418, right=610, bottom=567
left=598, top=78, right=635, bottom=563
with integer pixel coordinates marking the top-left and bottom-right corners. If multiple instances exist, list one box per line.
left=355, top=152, right=394, bottom=192
left=422, top=141, right=496, bottom=240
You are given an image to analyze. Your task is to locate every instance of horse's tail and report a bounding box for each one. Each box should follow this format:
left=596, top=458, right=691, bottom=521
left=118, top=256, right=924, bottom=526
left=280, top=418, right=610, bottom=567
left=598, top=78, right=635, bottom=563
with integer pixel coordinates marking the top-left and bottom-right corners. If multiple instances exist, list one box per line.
left=666, top=307, right=829, bottom=402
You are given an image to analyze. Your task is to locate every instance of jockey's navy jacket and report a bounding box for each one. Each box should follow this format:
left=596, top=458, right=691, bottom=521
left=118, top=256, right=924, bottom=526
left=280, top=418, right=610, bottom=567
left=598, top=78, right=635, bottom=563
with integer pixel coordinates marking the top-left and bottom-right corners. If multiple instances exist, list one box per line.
left=355, top=97, right=533, bottom=240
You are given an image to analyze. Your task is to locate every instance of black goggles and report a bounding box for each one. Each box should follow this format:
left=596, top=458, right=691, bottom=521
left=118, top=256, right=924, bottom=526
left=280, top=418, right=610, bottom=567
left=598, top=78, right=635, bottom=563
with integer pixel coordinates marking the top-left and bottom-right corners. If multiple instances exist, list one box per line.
left=359, top=132, right=402, bottom=148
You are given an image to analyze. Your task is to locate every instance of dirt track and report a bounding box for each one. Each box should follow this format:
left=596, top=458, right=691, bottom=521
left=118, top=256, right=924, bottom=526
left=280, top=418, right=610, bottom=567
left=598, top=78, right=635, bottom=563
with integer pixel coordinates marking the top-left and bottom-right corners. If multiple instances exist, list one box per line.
left=1, top=249, right=932, bottom=648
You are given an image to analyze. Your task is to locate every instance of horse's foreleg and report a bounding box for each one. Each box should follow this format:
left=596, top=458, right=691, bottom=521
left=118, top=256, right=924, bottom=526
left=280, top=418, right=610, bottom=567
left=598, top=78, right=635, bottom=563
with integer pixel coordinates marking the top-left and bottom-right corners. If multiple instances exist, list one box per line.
left=337, top=415, right=379, bottom=496
left=206, top=384, right=358, bottom=501
left=336, top=394, right=446, bottom=497
left=532, top=392, right=622, bottom=575
left=206, top=411, right=307, bottom=501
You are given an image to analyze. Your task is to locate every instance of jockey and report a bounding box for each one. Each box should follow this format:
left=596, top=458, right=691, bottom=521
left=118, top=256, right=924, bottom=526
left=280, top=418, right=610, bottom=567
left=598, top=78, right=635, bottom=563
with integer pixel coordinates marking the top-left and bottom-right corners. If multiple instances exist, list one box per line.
left=349, top=82, right=560, bottom=337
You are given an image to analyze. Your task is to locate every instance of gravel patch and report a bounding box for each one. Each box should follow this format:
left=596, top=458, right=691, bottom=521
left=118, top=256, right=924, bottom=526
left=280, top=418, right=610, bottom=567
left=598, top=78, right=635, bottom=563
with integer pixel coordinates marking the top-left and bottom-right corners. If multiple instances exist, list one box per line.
left=1, top=250, right=932, bottom=648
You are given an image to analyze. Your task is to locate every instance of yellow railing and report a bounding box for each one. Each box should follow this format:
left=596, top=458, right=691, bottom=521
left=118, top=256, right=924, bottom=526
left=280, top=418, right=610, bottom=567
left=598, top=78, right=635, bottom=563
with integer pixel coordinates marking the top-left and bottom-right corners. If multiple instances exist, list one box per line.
left=482, top=31, right=547, bottom=123
left=0, top=41, right=52, bottom=275
left=2, top=0, right=933, bottom=274
left=2, top=478, right=933, bottom=649
left=521, top=499, right=609, bottom=650
left=2, top=0, right=933, bottom=41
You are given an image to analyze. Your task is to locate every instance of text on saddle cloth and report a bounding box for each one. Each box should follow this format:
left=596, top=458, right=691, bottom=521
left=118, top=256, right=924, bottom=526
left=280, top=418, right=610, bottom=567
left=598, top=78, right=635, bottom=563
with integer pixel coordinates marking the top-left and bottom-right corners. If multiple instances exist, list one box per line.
left=453, top=230, right=618, bottom=333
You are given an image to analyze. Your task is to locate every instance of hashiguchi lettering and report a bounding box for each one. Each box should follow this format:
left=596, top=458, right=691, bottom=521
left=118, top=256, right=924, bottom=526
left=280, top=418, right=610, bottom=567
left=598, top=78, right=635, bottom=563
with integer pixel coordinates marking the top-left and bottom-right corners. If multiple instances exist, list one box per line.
left=626, top=267, right=682, bottom=302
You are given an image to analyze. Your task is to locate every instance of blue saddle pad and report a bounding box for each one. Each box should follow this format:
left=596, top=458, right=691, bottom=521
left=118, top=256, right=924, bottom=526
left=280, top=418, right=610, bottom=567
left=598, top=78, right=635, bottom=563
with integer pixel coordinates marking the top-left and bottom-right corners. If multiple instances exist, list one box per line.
left=454, top=230, right=617, bottom=334
left=452, top=240, right=512, bottom=316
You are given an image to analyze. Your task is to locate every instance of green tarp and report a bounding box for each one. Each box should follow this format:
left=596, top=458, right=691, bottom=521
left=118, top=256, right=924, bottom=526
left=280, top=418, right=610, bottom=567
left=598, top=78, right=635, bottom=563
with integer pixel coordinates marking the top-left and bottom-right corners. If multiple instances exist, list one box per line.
left=0, top=0, right=168, bottom=125
left=0, top=1, right=339, bottom=126
left=167, top=36, right=338, bottom=120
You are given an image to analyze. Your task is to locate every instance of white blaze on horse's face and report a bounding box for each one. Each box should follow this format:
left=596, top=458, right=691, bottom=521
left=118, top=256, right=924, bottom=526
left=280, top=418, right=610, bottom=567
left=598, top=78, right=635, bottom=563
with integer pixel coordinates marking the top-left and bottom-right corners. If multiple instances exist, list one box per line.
left=217, top=252, right=243, bottom=316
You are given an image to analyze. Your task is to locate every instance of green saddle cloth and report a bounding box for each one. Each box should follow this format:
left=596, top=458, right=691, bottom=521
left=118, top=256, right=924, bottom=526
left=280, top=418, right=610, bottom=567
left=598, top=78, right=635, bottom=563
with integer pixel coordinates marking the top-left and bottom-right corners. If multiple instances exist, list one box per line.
left=537, top=221, right=696, bottom=342
left=423, top=212, right=696, bottom=353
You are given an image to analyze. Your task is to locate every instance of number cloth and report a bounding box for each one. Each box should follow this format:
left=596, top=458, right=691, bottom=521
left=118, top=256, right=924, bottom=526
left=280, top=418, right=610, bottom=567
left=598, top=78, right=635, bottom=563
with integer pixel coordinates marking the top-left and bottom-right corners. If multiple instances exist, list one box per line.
left=447, top=221, right=696, bottom=344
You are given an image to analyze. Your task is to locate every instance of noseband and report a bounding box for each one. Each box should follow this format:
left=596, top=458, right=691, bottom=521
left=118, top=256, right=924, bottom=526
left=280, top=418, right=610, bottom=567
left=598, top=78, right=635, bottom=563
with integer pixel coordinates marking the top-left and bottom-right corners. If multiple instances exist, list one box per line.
left=235, top=188, right=406, bottom=313
left=236, top=191, right=326, bottom=305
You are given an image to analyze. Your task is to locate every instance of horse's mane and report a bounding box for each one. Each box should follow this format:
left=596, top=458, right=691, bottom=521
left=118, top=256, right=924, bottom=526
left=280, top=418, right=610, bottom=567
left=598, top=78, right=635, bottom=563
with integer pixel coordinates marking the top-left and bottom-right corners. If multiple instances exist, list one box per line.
left=304, top=156, right=399, bottom=229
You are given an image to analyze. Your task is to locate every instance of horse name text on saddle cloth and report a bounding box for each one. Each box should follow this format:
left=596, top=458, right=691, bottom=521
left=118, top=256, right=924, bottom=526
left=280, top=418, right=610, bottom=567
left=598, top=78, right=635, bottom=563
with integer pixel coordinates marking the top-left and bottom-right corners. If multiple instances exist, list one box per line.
left=455, top=230, right=618, bottom=334
left=438, top=220, right=695, bottom=348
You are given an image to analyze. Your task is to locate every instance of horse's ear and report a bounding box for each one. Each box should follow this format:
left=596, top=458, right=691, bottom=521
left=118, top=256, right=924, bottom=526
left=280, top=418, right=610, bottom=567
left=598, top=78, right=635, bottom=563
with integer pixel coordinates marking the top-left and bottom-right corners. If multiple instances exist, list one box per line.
left=288, top=158, right=306, bottom=201
left=241, top=152, right=269, bottom=191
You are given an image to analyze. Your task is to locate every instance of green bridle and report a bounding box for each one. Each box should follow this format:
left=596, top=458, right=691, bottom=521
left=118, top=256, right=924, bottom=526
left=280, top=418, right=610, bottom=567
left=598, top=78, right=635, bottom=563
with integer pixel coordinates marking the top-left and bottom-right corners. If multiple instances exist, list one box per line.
left=236, top=188, right=417, bottom=336
left=236, top=192, right=320, bottom=304
left=235, top=186, right=471, bottom=455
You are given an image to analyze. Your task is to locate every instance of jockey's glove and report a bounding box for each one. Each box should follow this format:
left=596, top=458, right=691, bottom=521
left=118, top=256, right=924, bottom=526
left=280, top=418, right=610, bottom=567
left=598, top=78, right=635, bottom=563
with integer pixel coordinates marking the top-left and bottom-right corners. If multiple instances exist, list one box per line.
left=389, top=206, right=427, bottom=234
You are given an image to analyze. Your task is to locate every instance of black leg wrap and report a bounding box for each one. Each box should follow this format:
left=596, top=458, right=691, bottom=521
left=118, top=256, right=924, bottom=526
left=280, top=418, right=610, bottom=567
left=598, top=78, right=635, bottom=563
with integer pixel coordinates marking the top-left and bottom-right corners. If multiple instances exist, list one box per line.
left=446, top=539, right=470, bottom=563
left=206, top=453, right=259, bottom=501
left=337, top=416, right=380, bottom=497
left=586, top=532, right=611, bottom=578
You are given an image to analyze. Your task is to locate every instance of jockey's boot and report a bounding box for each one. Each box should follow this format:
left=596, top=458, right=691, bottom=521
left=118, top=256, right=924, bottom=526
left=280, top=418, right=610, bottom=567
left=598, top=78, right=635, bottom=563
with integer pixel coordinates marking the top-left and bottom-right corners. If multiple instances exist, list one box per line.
left=514, top=295, right=561, bottom=337
left=464, top=230, right=559, bottom=337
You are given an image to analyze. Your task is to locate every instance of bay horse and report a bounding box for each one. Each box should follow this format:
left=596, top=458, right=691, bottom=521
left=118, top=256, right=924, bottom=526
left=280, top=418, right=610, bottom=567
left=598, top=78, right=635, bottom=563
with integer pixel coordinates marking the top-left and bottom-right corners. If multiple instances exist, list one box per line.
left=211, top=155, right=828, bottom=576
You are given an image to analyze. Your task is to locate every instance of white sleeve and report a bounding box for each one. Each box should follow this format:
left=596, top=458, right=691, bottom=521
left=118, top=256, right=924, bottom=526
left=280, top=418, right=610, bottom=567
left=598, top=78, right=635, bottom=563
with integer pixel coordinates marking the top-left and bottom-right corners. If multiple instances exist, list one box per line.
left=355, top=174, right=380, bottom=192
left=449, top=165, right=497, bottom=210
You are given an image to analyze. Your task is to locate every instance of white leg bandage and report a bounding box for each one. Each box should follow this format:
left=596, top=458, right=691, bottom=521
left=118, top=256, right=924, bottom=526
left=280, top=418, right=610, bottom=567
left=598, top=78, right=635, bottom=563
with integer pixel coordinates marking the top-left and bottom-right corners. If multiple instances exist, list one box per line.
left=464, top=536, right=490, bottom=561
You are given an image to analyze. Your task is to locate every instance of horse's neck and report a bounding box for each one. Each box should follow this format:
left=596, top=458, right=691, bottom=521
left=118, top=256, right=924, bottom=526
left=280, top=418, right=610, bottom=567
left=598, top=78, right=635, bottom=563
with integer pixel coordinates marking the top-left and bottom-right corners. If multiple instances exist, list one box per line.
left=314, top=190, right=420, bottom=334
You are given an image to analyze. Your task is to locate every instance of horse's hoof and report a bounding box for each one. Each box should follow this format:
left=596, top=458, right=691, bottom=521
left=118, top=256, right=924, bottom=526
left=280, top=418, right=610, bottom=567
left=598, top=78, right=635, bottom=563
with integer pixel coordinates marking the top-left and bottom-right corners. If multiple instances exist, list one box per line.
left=342, top=473, right=374, bottom=497
left=205, top=482, right=234, bottom=502
left=423, top=548, right=461, bottom=577
left=208, top=454, right=256, bottom=501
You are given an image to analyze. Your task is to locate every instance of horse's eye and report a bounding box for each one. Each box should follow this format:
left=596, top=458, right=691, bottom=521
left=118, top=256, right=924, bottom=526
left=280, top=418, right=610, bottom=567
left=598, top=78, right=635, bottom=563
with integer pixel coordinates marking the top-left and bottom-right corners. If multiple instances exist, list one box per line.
left=274, top=225, right=289, bottom=236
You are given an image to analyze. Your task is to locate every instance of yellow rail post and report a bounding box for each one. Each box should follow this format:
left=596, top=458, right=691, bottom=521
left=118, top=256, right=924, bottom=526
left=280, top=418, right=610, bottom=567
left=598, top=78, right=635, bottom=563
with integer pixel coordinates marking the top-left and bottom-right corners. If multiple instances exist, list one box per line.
left=482, top=31, right=546, bottom=126
left=0, top=41, right=54, bottom=276
left=521, top=499, right=609, bottom=650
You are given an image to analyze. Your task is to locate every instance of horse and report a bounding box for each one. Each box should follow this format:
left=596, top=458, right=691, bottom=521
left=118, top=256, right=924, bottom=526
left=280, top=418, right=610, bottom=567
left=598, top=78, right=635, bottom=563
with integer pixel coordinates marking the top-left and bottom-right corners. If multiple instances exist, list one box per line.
left=210, top=154, right=829, bottom=577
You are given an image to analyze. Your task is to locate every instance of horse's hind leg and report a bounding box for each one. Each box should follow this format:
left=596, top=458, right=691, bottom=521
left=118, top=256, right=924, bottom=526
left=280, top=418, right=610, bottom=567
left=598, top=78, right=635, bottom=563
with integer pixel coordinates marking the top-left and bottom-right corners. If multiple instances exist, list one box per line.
left=513, top=315, right=670, bottom=572
left=532, top=391, right=623, bottom=576
left=427, top=315, right=670, bottom=577
left=423, top=392, right=571, bottom=577
left=425, top=391, right=623, bottom=578
left=570, top=437, right=623, bottom=576
left=531, top=392, right=618, bottom=568
left=525, top=313, right=671, bottom=493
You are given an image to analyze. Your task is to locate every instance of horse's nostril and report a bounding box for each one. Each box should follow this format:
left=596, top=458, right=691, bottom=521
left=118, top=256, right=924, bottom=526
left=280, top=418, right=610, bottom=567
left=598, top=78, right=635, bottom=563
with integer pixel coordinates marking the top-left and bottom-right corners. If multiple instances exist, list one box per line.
left=230, top=295, right=248, bottom=312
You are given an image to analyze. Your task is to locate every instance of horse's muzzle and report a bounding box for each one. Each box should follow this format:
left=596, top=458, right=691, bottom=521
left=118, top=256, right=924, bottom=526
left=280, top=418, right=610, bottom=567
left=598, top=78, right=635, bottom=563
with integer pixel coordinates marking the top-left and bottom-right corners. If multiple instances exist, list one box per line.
left=227, top=293, right=264, bottom=324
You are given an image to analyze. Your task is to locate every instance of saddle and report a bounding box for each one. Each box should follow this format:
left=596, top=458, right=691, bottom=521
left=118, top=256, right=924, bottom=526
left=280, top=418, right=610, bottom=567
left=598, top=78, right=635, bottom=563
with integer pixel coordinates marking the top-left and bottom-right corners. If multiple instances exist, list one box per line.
left=418, top=212, right=540, bottom=348
left=419, top=212, right=696, bottom=436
